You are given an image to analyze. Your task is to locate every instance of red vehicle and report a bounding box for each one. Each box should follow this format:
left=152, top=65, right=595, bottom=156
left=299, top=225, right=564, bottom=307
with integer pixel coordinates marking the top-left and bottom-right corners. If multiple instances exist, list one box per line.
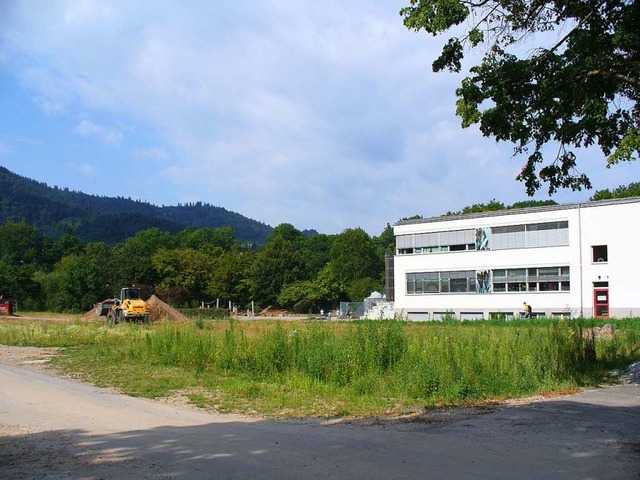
left=0, top=295, right=13, bottom=315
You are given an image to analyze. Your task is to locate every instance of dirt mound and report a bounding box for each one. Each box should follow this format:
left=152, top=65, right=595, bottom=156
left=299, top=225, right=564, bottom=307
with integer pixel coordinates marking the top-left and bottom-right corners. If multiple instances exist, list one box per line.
left=259, top=305, right=289, bottom=317
left=82, top=302, right=108, bottom=321
left=146, top=295, right=187, bottom=322
left=82, top=296, right=186, bottom=323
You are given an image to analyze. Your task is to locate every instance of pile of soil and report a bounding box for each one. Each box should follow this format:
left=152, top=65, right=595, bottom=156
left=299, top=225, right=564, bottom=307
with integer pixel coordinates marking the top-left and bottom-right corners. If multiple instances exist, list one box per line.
left=259, top=306, right=289, bottom=317
left=146, top=295, right=187, bottom=322
left=81, top=303, right=106, bottom=321
left=82, top=295, right=187, bottom=323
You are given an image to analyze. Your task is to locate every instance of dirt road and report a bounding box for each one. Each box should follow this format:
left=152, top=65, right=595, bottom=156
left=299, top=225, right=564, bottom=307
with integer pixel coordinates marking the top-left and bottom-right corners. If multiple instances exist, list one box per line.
left=1, top=347, right=639, bottom=479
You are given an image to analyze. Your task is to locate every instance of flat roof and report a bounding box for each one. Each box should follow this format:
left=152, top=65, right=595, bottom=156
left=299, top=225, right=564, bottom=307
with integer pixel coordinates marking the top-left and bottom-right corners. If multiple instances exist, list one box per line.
left=394, top=197, right=640, bottom=227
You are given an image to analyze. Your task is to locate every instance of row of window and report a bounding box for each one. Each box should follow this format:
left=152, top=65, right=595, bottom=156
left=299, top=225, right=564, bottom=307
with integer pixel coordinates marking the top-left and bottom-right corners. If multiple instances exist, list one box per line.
left=397, top=221, right=569, bottom=255
left=406, top=266, right=570, bottom=295
left=406, top=311, right=572, bottom=321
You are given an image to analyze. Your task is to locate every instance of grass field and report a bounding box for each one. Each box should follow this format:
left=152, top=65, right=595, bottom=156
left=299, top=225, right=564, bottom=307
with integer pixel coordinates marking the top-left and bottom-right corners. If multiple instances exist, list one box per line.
left=1, top=316, right=639, bottom=418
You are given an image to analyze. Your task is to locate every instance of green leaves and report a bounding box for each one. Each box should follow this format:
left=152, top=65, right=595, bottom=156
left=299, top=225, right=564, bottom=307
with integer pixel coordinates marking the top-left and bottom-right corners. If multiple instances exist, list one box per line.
left=433, top=37, right=464, bottom=72
left=402, top=0, right=640, bottom=195
left=400, top=0, right=469, bottom=34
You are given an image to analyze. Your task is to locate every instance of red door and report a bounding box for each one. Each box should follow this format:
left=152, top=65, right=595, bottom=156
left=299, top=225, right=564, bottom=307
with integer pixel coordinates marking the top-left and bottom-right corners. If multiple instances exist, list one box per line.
left=593, top=288, right=609, bottom=318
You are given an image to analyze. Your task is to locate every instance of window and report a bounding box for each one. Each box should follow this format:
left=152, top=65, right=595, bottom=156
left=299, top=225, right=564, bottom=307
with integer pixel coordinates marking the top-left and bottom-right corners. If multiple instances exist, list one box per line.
left=396, top=230, right=476, bottom=255
left=490, top=266, right=569, bottom=293
left=397, top=220, right=569, bottom=256
left=450, top=278, right=468, bottom=292
left=592, top=245, right=608, bottom=263
left=406, top=276, right=415, bottom=294
left=406, top=270, right=475, bottom=294
left=406, top=266, right=569, bottom=295
left=493, top=269, right=506, bottom=281
left=424, top=274, right=439, bottom=293
left=492, top=221, right=568, bottom=250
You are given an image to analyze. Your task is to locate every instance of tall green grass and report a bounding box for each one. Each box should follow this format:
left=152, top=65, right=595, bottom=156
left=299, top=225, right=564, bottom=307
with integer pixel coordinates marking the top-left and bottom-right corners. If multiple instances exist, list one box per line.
left=1, top=318, right=639, bottom=415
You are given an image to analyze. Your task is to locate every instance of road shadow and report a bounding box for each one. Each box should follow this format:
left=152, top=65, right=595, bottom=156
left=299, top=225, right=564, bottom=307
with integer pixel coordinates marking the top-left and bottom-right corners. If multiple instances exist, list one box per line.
left=1, top=387, right=639, bottom=479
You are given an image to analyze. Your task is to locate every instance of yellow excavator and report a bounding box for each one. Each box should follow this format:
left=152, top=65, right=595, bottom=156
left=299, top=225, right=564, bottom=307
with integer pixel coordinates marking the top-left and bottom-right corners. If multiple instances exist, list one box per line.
left=96, top=287, right=149, bottom=324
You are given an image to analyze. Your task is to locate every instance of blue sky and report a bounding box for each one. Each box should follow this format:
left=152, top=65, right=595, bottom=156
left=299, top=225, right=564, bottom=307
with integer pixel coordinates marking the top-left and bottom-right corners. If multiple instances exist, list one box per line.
left=0, top=1, right=637, bottom=236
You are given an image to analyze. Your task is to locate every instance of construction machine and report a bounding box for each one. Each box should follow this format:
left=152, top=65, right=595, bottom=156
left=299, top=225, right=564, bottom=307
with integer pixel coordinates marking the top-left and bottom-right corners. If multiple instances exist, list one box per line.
left=96, top=287, right=149, bottom=324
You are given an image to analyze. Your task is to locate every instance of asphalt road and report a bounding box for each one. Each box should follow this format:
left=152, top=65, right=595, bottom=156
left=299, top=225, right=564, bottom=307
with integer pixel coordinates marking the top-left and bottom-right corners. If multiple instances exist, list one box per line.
left=1, top=361, right=639, bottom=479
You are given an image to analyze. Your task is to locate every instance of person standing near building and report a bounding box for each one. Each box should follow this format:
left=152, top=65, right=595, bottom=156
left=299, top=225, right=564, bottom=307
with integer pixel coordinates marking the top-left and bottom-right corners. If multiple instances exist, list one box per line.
left=523, top=302, right=532, bottom=319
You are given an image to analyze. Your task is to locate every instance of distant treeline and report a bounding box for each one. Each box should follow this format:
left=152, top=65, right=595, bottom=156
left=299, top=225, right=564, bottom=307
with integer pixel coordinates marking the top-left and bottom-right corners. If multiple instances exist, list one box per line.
left=0, top=221, right=394, bottom=314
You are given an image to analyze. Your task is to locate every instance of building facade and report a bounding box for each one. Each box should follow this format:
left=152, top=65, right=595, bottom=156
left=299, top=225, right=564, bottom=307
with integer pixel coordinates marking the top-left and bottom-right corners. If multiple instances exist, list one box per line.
left=392, top=198, right=640, bottom=320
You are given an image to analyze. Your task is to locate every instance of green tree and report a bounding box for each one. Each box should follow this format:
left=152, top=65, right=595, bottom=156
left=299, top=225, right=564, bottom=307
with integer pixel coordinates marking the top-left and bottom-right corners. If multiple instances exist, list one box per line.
left=0, top=221, right=48, bottom=267
left=84, top=242, right=117, bottom=293
left=206, top=250, right=256, bottom=307
left=112, top=228, right=176, bottom=287
left=277, top=280, right=317, bottom=311
left=329, top=228, right=382, bottom=301
left=54, top=231, right=85, bottom=258
left=277, top=265, right=345, bottom=312
left=445, top=199, right=505, bottom=216
left=590, top=181, right=640, bottom=200
left=270, top=223, right=307, bottom=245
left=53, top=253, right=111, bottom=313
left=0, top=260, right=42, bottom=310
left=152, top=248, right=216, bottom=306
left=508, top=200, right=558, bottom=210
left=373, top=224, right=396, bottom=258
left=300, top=233, right=334, bottom=276
left=347, top=277, right=382, bottom=304
left=330, top=228, right=382, bottom=282
left=402, top=0, right=639, bottom=195
left=176, top=226, right=240, bottom=251
left=252, top=234, right=310, bottom=307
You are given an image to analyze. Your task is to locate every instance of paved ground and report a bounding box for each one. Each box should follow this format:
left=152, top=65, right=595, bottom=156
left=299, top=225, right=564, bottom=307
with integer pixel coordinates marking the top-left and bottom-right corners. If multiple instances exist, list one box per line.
left=0, top=348, right=639, bottom=479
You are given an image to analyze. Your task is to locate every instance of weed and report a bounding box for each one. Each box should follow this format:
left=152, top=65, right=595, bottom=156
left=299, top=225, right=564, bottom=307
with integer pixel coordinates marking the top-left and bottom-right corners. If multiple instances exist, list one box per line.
left=1, top=317, right=639, bottom=417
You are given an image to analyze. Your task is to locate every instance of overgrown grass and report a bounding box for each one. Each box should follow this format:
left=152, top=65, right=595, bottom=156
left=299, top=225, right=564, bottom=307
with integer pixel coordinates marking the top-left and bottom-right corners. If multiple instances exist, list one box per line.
left=1, top=318, right=639, bottom=417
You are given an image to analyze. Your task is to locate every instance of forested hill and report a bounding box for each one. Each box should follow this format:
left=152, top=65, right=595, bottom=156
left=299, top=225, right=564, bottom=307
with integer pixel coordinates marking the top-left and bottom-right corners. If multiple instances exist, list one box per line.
left=0, top=166, right=273, bottom=245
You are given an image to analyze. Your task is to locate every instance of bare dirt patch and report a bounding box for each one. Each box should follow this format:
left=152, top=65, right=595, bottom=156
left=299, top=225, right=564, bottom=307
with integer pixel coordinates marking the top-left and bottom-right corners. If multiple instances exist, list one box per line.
left=1, top=312, right=85, bottom=323
left=0, top=345, right=61, bottom=373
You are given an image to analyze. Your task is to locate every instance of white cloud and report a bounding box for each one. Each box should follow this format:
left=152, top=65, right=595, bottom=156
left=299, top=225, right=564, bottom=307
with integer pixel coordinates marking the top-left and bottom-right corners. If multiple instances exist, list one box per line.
left=63, top=0, right=116, bottom=27
left=135, top=147, right=170, bottom=161
left=1, top=1, right=630, bottom=235
left=69, top=162, right=97, bottom=177
left=74, top=119, right=123, bottom=145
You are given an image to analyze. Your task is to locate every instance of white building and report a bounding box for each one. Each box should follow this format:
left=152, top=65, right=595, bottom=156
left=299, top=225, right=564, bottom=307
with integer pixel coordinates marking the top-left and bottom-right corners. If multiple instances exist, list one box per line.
left=391, top=198, right=640, bottom=320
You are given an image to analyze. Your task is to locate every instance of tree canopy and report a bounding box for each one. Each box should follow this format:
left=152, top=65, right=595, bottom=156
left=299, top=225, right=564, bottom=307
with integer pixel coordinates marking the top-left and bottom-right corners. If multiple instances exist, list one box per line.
left=590, top=180, right=640, bottom=199
left=401, top=0, right=639, bottom=195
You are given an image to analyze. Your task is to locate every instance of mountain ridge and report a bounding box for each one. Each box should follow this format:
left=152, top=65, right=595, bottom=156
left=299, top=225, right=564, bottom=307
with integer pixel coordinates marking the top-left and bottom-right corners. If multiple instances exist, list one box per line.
left=0, top=166, right=273, bottom=245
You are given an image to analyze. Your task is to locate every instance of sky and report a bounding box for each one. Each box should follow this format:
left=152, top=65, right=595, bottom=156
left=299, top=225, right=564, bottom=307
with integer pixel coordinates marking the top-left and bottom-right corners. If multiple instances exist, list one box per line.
left=0, top=1, right=637, bottom=236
